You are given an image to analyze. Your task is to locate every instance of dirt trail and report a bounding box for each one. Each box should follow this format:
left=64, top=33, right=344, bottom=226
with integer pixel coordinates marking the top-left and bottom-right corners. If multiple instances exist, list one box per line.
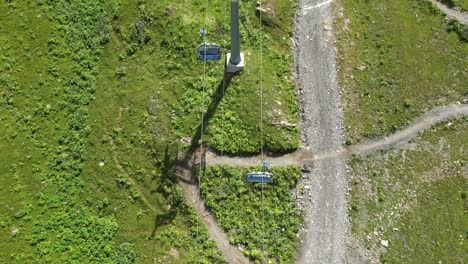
left=347, top=104, right=468, bottom=156
left=173, top=102, right=467, bottom=263
left=111, top=108, right=248, bottom=262
left=202, top=102, right=468, bottom=263
left=177, top=152, right=250, bottom=264
left=429, top=0, right=468, bottom=24
left=206, top=103, right=468, bottom=166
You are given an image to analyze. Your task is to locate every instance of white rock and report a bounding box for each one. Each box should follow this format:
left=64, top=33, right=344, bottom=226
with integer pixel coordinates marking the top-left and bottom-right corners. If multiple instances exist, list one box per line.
left=381, top=240, right=389, bottom=247
left=99, top=161, right=105, bottom=167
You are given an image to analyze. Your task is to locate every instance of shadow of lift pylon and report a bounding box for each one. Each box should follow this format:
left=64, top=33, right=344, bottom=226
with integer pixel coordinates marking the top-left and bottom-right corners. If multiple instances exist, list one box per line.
left=195, top=0, right=271, bottom=184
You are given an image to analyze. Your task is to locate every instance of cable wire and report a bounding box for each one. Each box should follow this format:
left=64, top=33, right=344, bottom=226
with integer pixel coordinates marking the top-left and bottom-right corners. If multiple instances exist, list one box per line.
left=259, top=0, right=266, bottom=260
left=260, top=2, right=264, bottom=161
left=195, top=0, right=210, bottom=262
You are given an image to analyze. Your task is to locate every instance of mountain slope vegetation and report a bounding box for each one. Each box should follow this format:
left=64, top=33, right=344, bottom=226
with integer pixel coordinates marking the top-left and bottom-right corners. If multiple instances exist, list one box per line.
left=0, top=0, right=298, bottom=262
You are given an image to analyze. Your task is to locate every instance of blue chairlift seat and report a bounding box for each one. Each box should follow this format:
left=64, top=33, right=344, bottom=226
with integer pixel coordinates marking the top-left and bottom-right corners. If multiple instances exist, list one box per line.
left=198, top=43, right=222, bottom=61
left=246, top=172, right=272, bottom=183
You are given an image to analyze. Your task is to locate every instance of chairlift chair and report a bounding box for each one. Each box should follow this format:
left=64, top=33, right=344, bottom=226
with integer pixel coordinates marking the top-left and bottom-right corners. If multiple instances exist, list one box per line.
left=246, top=160, right=273, bottom=183
left=246, top=171, right=272, bottom=183
left=198, top=43, right=222, bottom=61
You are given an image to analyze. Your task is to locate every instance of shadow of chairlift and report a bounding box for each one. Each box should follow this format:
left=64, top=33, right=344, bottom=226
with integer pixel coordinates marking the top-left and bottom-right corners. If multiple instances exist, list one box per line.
left=246, top=161, right=272, bottom=183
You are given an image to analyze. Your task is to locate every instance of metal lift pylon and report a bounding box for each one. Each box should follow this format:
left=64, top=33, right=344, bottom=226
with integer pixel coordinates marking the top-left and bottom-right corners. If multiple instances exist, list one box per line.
left=226, top=0, right=245, bottom=74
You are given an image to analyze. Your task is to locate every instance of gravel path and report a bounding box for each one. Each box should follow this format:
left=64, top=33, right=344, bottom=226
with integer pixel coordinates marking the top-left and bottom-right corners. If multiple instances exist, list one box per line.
left=206, top=103, right=468, bottom=165
left=429, top=0, right=468, bottom=24
left=347, top=104, right=468, bottom=156
left=293, top=0, right=350, bottom=263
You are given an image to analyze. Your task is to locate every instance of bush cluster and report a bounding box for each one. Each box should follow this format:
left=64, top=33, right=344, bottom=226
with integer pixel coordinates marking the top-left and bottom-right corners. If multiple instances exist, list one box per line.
left=201, top=165, right=301, bottom=263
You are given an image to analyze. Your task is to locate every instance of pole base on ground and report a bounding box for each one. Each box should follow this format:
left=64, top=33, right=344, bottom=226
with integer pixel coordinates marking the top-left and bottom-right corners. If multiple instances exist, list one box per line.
left=226, top=53, right=245, bottom=74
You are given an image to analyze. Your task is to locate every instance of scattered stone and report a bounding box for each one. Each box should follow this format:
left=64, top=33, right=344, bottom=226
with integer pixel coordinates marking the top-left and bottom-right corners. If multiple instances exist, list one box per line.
left=381, top=240, right=389, bottom=248
left=357, top=65, right=366, bottom=71
left=180, top=137, right=191, bottom=144
left=290, top=37, right=297, bottom=47
left=256, top=7, right=268, bottom=13
left=168, top=247, right=179, bottom=258
left=280, top=120, right=296, bottom=127
left=99, top=161, right=105, bottom=167
left=136, top=20, right=146, bottom=31
left=11, top=227, right=19, bottom=235
left=301, top=163, right=311, bottom=173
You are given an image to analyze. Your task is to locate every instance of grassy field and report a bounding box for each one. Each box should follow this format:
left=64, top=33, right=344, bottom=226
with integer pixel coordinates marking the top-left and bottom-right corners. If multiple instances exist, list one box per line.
left=0, top=0, right=223, bottom=262
left=0, top=0, right=298, bottom=262
left=335, top=0, right=467, bottom=143
left=201, top=165, right=301, bottom=263
left=348, top=117, right=467, bottom=262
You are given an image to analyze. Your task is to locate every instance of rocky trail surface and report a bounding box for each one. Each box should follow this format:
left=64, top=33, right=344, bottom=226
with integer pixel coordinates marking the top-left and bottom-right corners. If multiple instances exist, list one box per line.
left=294, top=0, right=349, bottom=262
left=429, top=0, right=468, bottom=24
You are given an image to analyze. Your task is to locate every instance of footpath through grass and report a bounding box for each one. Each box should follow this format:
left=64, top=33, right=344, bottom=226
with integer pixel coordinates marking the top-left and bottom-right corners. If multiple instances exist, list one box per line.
left=335, top=0, right=467, bottom=143
left=348, top=117, right=467, bottom=262
left=1, top=0, right=298, bottom=262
